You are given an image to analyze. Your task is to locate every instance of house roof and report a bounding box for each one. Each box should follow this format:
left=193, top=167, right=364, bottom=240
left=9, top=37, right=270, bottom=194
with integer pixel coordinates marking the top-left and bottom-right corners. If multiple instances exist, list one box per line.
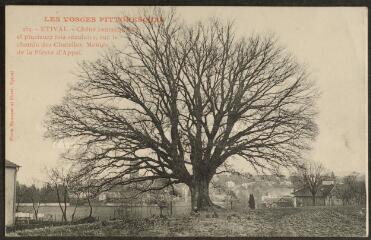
left=5, top=160, right=20, bottom=168
left=278, top=197, right=293, bottom=202
left=293, top=184, right=334, bottom=197
left=5, top=159, right=20, bottom=168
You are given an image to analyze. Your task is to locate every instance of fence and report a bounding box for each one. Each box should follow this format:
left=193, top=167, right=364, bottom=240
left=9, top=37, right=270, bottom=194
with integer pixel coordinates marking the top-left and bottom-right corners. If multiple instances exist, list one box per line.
left=111, top=203, right=191, bottom=219
left=17, top=202, right=192, bottom=222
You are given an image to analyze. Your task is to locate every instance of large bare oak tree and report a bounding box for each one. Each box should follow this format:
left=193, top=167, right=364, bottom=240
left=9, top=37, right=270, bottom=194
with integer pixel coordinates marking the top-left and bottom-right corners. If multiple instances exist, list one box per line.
left=45, top=8, right=318, bottom=210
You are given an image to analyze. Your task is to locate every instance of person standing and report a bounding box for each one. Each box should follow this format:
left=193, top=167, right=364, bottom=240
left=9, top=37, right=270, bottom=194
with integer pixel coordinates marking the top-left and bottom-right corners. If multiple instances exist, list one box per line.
left=248, top=194, right=256, bottom=209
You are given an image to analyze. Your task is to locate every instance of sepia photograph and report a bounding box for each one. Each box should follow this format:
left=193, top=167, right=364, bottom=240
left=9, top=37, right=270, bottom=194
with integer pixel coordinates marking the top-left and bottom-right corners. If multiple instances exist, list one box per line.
left=4, top=5, right=368, bottom=237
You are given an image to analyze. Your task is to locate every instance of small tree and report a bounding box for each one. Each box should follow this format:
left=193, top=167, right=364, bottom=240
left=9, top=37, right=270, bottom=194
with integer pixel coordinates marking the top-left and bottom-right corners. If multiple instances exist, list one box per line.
left=146, top=183, right=179, bottom=216
left=15, top=182, right=27, bottom=212
left=81, top=183, right=95, bottom=219
left=40, top=183, right=59, bottom=203
left=47, top=167, right=72, bottom=222
left=248, top=194, right=255, bottom=209
left=29, top=184, right=42, bottom=220
left=354, top=179, right=366, bottom=205
left=148, top=191, right=167, bottom=217
left=330, top=171, right=336, bottom=180
left=334, top=174, right=366, bottom=205
left=226, top=190, right=238, bottom=210
left=71, top=173, right=99, bottom=219
left=296, top=161, right=327, bottom=206
left=69, top=189, right=81, bottom=222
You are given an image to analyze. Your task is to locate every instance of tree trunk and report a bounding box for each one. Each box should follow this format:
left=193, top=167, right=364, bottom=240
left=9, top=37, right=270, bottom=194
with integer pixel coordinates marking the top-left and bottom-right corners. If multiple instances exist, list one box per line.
left=170, top=200, right=173, bottom=216
left=32, top=203, right=39, bottom=220
left=63, top=187, right=68, bottom=222
left=71, top=200, right=78, bottom=222
left=55, top=184, right=67, bottom=222
left=189, top=176, right=214, bottom=211
left=87, top=198, right=93, bottom=218
left=312, top=195, right=316, bottom=206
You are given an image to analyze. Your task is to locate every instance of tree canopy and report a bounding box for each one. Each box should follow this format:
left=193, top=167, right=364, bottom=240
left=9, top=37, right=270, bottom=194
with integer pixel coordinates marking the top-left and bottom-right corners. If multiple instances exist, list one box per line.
left=45, top=8, right=318, bottom=210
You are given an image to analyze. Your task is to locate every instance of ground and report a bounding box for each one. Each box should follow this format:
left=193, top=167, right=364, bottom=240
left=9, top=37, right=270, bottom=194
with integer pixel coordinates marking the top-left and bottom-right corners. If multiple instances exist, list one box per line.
left=7, top=206, right=366, bottom=237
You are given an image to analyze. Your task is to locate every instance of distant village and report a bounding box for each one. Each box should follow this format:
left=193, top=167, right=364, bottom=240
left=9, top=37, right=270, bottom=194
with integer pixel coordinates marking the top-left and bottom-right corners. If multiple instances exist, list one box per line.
left=5, top=159, right=366, bottom=227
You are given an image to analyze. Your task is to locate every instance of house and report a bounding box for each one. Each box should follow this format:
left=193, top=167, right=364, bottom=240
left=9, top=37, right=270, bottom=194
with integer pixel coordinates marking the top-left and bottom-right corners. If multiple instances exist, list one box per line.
left=276, top=197, right=294, bottom=207
left=5, top=160, right=20, bottom=226
left=261, top=196, right=294, bottom=208
left=260, top=185, right=295, bottom=208
left=98, top=185, right=139, bottom=203
left=293, top=181, right=341, bottom=207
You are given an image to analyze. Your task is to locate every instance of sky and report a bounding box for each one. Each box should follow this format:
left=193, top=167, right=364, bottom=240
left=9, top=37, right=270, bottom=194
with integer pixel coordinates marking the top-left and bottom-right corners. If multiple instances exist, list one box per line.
left=5, top=6, right=368, bottom=185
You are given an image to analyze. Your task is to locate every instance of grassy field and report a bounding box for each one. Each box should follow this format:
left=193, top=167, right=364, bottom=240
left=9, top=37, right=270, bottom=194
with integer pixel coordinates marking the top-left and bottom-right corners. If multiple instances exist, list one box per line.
left=7, top=205, right=367, bottom=237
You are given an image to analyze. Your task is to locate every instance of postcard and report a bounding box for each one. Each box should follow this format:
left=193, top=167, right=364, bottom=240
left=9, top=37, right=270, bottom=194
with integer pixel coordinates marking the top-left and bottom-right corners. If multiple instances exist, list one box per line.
left=4, top=5, right=368, bottom=237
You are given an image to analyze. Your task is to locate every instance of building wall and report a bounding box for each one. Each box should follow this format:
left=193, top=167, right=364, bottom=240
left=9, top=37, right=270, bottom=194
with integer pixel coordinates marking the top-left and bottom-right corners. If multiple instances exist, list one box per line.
left=5, top=167, right=17, bottom=226
left=295, top=196, right=325, bottom=207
